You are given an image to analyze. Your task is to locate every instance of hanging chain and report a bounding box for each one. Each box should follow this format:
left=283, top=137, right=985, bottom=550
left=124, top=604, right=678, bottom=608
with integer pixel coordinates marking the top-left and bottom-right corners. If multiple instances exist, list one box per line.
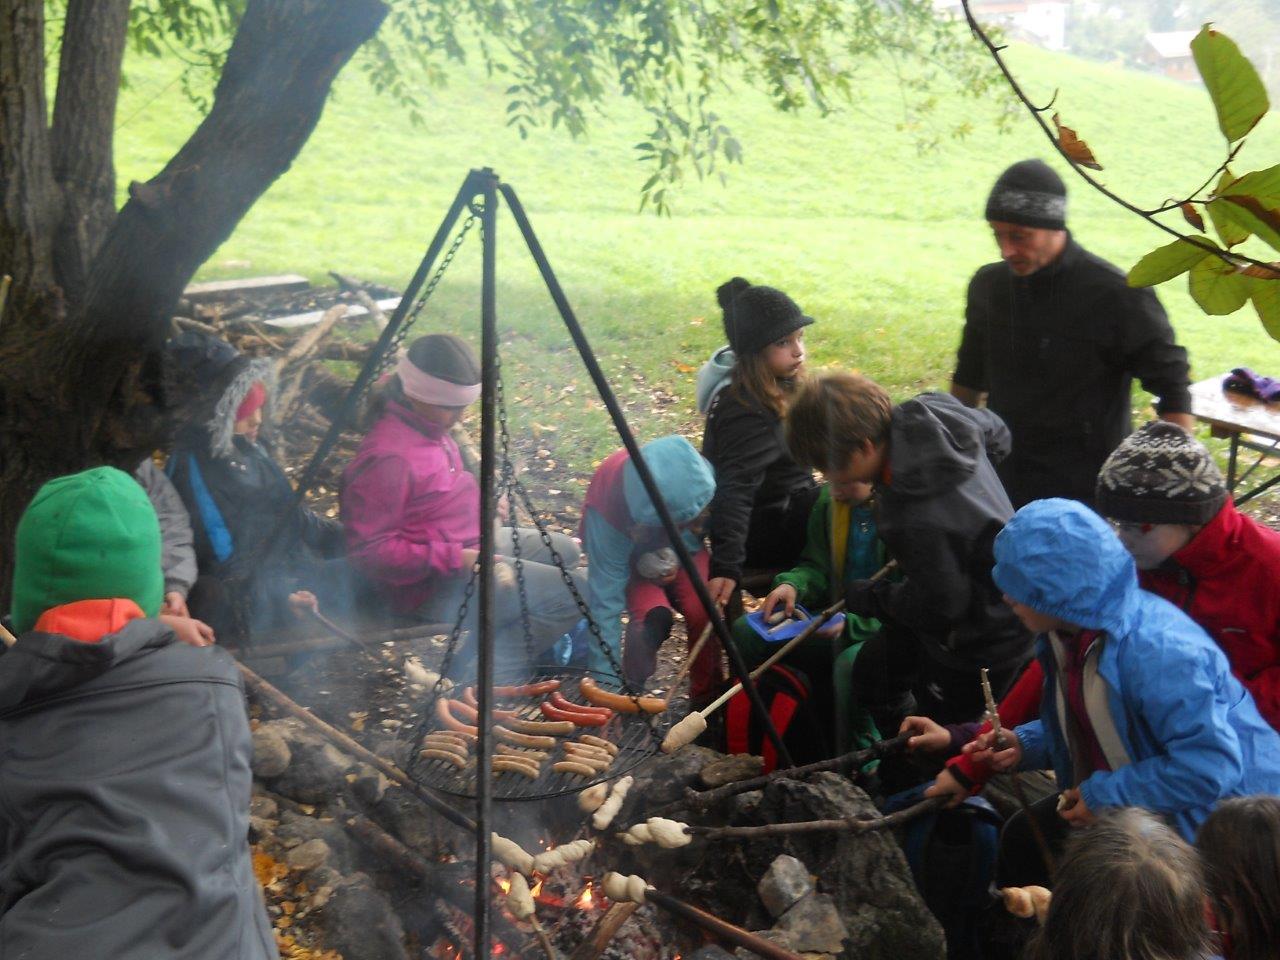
left=375, top=211, right=479, bottom=383
left=506, top=475, right=665, bottom=747
left=494, top=357, right=538, bottom=665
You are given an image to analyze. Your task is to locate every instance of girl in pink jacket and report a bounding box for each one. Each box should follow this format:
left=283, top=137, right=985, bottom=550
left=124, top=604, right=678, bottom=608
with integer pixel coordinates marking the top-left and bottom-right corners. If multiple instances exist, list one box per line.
left=341, top=334, right=585, bottom=675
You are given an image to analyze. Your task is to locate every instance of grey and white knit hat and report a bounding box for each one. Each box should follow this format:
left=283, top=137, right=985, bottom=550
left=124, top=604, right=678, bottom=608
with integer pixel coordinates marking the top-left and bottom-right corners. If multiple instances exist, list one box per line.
left=1095, top=421, right=1227, bottom=525
left=985, top=159, right=1067, bottom=230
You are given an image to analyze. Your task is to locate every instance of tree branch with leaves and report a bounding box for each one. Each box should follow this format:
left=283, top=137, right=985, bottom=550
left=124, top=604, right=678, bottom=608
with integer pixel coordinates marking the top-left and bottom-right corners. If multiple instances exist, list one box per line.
left=959, top=1, right=1280, bottom=340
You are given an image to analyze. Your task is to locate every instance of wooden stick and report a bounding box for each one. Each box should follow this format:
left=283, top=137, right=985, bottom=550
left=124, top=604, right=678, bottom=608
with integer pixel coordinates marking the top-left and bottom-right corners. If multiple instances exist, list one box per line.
left=984, top=668, right=1056, bottom=878
left=642, top=887, right=803, bottom=960
left=677, top=733, right=910, bottom=813
left=701, top=560, right=897, bottom=718
left=529, top=917, right=559, bottom=960
left=0, top=274, right=12, bottom=328
left=237, top=661, right=478, bottom=833
left=304, top=606, right=382, bottom=663
left=567, top=903, right=639, bottom=960
left=0, top=621, right=17, bottom=648
left=670, top=617, right=716, bottom=688
left=684, top=796, right=945, bottom=840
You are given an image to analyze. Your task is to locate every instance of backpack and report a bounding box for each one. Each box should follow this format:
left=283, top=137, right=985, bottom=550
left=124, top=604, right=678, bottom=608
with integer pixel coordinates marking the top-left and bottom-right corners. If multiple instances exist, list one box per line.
left=723, top=664, right=829, bottom=773
left=884, top=783, right=1004, bottom=960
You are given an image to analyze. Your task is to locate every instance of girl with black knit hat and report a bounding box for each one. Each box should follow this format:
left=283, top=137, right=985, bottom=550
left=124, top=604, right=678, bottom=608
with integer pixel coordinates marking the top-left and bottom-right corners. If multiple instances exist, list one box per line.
left=342, top=333, right=587, bottom=676
left=699, top=278, right=821, bottom=613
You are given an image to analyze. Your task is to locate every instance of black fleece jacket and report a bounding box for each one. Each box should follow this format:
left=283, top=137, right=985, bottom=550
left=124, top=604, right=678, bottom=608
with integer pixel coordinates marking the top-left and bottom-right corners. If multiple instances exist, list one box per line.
left=702, top=386, right=818, bottom=583
left=954, top=236, right=1191, bottom=507
left=862, top=393, right=1033, bottom=673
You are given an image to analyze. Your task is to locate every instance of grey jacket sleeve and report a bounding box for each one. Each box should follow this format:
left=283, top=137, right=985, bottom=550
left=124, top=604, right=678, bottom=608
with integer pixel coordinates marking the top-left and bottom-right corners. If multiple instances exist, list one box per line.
left=135, top=460, right=198, bottom=597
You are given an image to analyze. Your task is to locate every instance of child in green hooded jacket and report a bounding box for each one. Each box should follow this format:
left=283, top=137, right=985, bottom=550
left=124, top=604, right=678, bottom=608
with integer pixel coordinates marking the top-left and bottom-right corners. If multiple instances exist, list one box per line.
left=731, top=479, right=885, bottom=753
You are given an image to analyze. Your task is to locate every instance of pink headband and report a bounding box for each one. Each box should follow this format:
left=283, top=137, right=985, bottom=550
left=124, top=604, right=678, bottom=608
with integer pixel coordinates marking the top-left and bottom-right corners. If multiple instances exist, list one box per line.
left=397, top=354, right=482, bottom=407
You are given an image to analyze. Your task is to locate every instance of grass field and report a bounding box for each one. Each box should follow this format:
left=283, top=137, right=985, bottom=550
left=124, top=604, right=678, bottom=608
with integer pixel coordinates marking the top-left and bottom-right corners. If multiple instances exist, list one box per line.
left=114, top=36, right=1280, bottom=490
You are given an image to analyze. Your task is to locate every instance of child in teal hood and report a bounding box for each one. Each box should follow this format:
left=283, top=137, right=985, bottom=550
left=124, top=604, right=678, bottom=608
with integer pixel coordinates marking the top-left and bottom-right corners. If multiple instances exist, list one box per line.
left=581, top=436, right=720, bottom=696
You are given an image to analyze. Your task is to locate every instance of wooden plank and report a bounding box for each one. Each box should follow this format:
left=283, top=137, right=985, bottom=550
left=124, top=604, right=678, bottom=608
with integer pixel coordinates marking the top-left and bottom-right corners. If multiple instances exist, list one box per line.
left=183, top=274, right=311, bottom=303
left=1189, top=375, right=1280, bottom=443
left=263, top=296, right=400, bottom=329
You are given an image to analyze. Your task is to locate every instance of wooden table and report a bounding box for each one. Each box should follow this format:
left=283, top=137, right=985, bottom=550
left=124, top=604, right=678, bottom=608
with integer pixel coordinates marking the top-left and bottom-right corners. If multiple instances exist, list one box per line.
left=1190, top=375, right=1280, bottom=505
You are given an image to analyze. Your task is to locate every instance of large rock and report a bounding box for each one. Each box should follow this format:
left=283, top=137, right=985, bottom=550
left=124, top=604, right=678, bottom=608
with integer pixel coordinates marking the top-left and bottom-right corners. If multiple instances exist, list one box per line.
left=686, top=772, right=945, bottom=960
left=758, top=854, right=814, bottom=919
left=251, top=725, right=292, bottom=778
left=313, top=874, right=409, bottom=960
left=700, top=753, right=764, bottom=788
left=776, top=892, right=848, bottom=954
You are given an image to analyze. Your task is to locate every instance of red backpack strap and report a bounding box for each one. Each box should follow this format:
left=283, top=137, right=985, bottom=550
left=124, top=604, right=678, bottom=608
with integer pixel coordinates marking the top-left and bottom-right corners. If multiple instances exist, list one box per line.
left=726, top=686, right=751, bottom=756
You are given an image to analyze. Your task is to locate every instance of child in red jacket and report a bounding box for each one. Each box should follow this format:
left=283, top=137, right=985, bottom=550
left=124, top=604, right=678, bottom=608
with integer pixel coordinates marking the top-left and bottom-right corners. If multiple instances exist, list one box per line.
left=1096, top=421, right=1280, bottom=728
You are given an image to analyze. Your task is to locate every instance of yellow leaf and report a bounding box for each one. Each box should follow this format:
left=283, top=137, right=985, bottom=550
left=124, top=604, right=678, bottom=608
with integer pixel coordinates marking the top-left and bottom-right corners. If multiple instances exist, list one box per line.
left=1053, top=114, right=1102, bottom=170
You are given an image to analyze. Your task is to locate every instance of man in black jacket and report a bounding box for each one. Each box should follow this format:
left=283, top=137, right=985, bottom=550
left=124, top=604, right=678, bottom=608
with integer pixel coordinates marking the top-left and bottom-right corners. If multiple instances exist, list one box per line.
left=950, top=159, right=1193, bottom=508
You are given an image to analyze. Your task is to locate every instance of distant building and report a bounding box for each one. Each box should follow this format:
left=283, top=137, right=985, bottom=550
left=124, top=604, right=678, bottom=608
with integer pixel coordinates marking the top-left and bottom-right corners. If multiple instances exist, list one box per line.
left=934, top=0, right=1069, bottom=51
left=1139, top=30, right=1200, bottom=83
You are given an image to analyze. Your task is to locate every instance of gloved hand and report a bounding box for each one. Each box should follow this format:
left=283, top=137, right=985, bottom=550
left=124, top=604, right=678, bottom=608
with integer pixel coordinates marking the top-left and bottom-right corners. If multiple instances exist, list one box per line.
left=845, top=576, right=890, bottom=619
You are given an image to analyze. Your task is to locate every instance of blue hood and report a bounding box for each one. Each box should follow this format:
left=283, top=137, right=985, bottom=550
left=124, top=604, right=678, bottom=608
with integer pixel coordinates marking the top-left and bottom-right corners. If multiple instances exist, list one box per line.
left=623, top=435, right=716, bottom=527
left=993, top=498, right=1140, bottom=636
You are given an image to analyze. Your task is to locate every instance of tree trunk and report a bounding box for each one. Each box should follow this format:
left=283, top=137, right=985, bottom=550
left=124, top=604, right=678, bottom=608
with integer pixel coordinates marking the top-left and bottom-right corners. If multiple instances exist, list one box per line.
left=50, top=0, right=132, bottom=306
left=0, top=0, right=388, bottom=607
left=0, top=0, right=62, bottom=324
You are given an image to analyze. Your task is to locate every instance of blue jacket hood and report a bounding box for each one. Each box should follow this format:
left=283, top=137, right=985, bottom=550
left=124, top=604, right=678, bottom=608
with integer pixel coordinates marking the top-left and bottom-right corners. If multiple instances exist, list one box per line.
left=623, top=435, right=716, bottom=527
left=694, top=345, right=736, bottom=414
left=993, top=498, right=1140, bottom=636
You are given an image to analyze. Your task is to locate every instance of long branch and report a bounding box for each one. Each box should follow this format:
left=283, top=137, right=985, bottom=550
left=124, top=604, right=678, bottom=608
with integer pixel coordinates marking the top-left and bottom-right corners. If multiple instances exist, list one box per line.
left=676, top=733, right=910, bottom=814
left=959, top=0, right=1280, bottom=278
left=683, top=796, right=945, bottom=840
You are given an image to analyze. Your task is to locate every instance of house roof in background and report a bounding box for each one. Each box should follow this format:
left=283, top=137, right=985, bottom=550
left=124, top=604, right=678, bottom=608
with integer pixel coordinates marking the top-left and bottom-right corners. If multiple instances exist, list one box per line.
left=1145, top=30, right=1198, bottom=60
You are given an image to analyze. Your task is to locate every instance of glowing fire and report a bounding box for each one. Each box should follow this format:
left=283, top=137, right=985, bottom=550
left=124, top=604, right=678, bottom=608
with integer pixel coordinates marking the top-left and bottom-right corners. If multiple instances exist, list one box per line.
left=574, top=882, right=595, bottom=910
left=530, top=879, right=543, bottom=898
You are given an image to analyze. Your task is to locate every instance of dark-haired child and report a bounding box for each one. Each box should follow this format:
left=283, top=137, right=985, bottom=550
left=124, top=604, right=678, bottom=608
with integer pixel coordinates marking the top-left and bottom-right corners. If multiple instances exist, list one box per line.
left=698, top=279, right=821, bottom=608
left=1198, top=795, right=1280, bottom=960
left=786, top=372, right=1032, bottom=730
left=1027, top=808, right=1209, bottom=960
left=731, top=478, right=885, bottom=752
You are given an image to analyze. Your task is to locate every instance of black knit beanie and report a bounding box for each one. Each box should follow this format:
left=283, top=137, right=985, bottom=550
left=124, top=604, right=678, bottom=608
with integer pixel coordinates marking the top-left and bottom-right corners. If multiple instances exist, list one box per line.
left=406, top=334, right=481, bottom=385
left=716, top=277, right=752, bottom=343
left=1095, top=422, right=1227, bottom=525
left=720, top=282, right=813, bottom=356
left=985, top=159, right=1068, bottom=230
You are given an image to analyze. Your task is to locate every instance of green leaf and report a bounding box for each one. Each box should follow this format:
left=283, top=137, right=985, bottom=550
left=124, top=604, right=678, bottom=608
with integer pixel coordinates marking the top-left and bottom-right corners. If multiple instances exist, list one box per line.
left=1219, top=164, right=1280, bottom=252
left=1191, top=25, right=1270, bottom=142
left=1128, top=237, right=1220, bottom=287
left=1254, top=280, right=1280, bottom=342
left=1188, top=254, right=1252, bottom=315
left=1207, top=169, right=1251, bottom=248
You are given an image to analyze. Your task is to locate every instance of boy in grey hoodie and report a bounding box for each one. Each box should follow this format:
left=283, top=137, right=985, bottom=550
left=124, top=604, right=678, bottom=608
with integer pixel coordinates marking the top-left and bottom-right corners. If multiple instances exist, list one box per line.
left=786, top=373, right=1033, bottom=730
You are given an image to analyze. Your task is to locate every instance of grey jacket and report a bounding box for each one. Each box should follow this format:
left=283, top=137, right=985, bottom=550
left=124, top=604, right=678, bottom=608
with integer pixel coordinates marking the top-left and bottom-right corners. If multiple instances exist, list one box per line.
left=135, top=459, right=198, bottom=598
left=870, top=393, right=1032, bottom=671
left=0, top=620, right=275, bottom=959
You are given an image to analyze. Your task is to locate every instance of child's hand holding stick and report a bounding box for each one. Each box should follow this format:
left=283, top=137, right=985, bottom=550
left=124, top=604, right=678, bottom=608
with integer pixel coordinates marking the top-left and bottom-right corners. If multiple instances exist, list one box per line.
left=661, top=561, right=896, bottom=754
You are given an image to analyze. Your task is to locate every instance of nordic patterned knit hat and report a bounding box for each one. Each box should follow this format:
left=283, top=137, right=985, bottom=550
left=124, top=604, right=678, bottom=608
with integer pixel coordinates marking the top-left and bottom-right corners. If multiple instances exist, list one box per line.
left=985, top=159, right=1067, bottom=230
left=1095, top=421, right=1227, bottom=525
